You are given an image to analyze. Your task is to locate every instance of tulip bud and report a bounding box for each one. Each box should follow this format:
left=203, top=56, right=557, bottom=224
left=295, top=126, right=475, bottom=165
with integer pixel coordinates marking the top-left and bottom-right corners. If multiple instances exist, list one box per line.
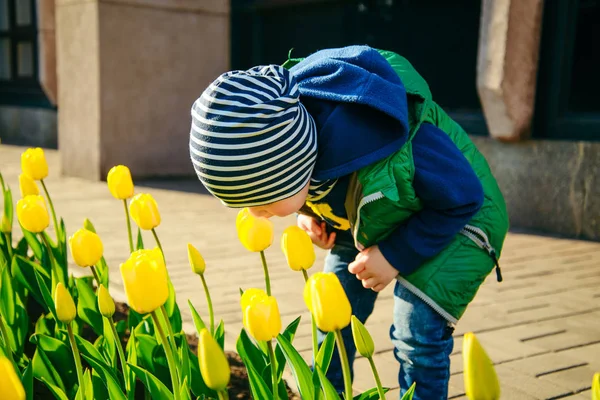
left=55, top=282, right=77, bottom=324
left=16, top=195, right=49, bottom=233
left=187, top=243, right=206, bottom=275
left=198, top=329, right=230, bottom=391
left=304, top=272, right=351, bottom=332
left=21, top=147, right=49, bottom=180
left=107, top=165, right=134, bottom=200
left=129, top=193, right=161, bottom=230
left=69, top=228, right=104, bottom=267
left=0, top=357, right=25, bottom=400
left=593, top=372, right=600, bottom=400
left=351, top=315, right=375, bottom=358
left=0, top=214, right=10, bottom=234
left=463, top=332, right=500, bottom=400
left=241, top=288, right=281, bottom=341
left=97, top=284, right=115, bottom=318
left=236, top=208, right=273, bottom=252
left=19, top=173, right=39, bottom=197
left=281, top=225, right=315, bottom=271
left=120, top=248, right=169, bottom=314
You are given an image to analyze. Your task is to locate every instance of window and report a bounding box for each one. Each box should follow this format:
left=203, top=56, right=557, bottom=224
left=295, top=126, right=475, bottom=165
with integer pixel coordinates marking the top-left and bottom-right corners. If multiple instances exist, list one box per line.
left=231, top=0, right=488, bottom=135
left=0, top=0, right=50, bottom=107
left=533, top=0, right=600, bottom=141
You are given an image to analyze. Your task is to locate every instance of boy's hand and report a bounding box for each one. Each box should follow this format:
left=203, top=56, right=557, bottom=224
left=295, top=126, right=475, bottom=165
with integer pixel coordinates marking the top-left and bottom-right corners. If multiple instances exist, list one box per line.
left=348, top=246, right=398, bottom=292
left=297, top=214, right=336, bottom=250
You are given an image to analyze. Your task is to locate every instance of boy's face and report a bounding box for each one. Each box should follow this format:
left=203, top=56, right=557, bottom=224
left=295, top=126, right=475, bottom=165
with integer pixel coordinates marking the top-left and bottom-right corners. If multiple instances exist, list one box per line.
left=248, top=182, right=310, bottom=219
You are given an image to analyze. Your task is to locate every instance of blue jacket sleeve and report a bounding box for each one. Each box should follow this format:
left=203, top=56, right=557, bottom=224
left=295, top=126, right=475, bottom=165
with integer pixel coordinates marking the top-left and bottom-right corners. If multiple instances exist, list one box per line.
left=378, top=123, right=484, bottom=275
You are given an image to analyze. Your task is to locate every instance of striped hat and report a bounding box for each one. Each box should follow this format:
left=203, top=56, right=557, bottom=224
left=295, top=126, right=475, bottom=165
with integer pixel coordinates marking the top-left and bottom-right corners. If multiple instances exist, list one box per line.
left=189, top=65, right=317, bottom=207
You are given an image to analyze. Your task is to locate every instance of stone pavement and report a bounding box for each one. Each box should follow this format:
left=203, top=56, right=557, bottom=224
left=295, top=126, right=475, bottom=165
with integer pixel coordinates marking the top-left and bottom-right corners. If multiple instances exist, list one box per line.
left=2, top=145, right=599, bottom=399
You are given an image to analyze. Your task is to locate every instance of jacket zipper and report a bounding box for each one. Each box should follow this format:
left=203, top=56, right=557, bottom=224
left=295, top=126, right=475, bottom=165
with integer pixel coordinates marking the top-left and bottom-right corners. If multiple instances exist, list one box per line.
left=460, top=224, right=503, bottom=282
left=352, top=192, right=385, bottom=250
left=396, top=276, right=458, bottom=324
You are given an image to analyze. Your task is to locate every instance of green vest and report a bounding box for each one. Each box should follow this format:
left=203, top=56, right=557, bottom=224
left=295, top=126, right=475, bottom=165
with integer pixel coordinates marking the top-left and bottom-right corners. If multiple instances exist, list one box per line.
left=285, top=50, right=509, bottom=322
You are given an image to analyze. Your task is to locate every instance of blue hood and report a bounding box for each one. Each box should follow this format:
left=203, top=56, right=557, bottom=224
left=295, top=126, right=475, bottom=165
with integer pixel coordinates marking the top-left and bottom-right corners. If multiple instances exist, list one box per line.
left=289, top=46, right=410, bottom=180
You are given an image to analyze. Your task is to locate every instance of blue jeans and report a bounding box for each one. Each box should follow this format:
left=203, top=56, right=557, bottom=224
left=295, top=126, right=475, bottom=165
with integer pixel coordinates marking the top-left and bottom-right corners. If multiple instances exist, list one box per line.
left=318, top=233, right=454, bottom=400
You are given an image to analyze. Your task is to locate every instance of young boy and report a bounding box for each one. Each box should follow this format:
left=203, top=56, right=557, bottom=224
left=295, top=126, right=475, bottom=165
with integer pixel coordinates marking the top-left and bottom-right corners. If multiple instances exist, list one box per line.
left=189, top=45, right=509, bottom=399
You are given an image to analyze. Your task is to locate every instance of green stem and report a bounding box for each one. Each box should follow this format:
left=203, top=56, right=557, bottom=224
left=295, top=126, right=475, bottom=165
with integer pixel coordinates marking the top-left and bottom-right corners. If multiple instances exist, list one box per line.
left=123, top=199, right=134, bottom=254
left=40, top=232, right=64, bottom=286
left=266, top=340, right=279, bottom=400
left=217, top=391, right=229, bottom=400
left=151, top=311, right=181, bottom=400
left=40, top=180, right=59, bottom=239
left=90, top=265, right=101, bottom=288
left=367, top=357, right=386, bottom=400
left=4, top=232, right=13, bottom=261
left=160, top=305, right=180, bottom=368
left=109, top=316, right=130, bottom=395
left=67, top=324, right=85, bottom=395
left=0, top=313, right=15, bottom=368
left=151, top=228, right=166, bottom=264
left=303, top=269, right=319, bottom=363
left=259, top=251, right=271, bottom=296
left=200, top=274, right=215, bottom=334
left=334, top=330, right=353, bottom=400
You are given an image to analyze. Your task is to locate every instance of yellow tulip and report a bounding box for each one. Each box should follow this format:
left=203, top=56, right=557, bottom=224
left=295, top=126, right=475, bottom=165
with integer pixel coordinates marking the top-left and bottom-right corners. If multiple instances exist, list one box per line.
left=55, top=282, right=76, bottom=324
left=0, top=215, right=10, bottom=233
left=593, top=372, right=600, bottom=400
left=463, top=332, right=500, bottom=400
left=240, top=288, right=281, bottom=341
left=187, top=243, right=206, bottom=275
left=107, top=165, right=134, bottom=200
left=351, top=315, right=374, bottom=358
left=198, top=328, right=230, bottom=391
left=97, top=284, right=115, bottom=318
left=21, top=147, right=49, bottom=180
left=281, top=225, right=315, bottom=271
left=129, top=193, right=161, bottom=230
left=304, top=272, right=351, bottom=332
left=16, top=195, right=49, bottom=233
left=19, top=173, right=39, bottom=197
left=0, top=357, right=25, bottom=400
left=120, top=248, right=169, bottom=314
left=69, top=228, right=104, bottom=267
left=236, top=208, right=273, bottom=252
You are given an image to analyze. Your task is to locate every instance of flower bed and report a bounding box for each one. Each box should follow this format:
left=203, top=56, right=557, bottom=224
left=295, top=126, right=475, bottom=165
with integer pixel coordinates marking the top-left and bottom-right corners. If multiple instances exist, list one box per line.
left=0, top=147, right=541, bottom=400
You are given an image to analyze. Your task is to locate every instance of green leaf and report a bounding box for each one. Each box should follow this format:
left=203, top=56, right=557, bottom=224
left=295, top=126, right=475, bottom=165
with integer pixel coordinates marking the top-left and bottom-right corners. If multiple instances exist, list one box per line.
left=316, top=332, right=336, bottom=374
left=315, top=366, right=341, bottom=400
left=75, top=369, right=94, bottom=400
left=3, top=185, right=13, bottom=234
left=180, top=376, right=192, bottom=400
left=21, top=228, right=43, bottom=261
left=236, top=329, right=267, bottom=375
left=91, top=370, right=110, bottom=400
left=128, top=363, right=174, bottom=400
left=81, top=353, right=127, bottom=400
left=136, top=228, right=144, bottom=250
left=11, top=295, right=29, bottom=358
left=75, top=278, right=104, bottom=336
left=0, top=259, right=16, bottom=324
left=39, top=377, right=70, bottom=400
left=23, top=362, right=34, bottom=400
left=169, top=301, right=183, bottom=334
left=400, top=382, right=415, bottom=400
left=188, top=300, right=207, bottom=335
left=12, top=255, right=46, bottom=308
left=179, top=337, right=191, bottom=390
left=33, top=267, right=57, bottom=321
left=214, top=319, right=225, bottom=350
left=127, top=308, right=145, bottom=331
left=15, top=236, right=29, bottom=258
left=275, top=316, right=301, bottom=380
left=276, top=334, right=315, bottom=400
left=353, top=387, right=390, bottom=400
left=247, top=362, right=273, bottom=400
left=101, top=317, right=118, bottom=370
left=31, top=336, right=71, bottom=394
left=74, top=334, right=119, bottom=384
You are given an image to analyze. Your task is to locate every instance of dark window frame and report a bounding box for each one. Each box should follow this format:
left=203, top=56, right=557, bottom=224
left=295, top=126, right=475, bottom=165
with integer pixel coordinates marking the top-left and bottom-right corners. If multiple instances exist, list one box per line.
left=0, top=0, right=52, bottom=108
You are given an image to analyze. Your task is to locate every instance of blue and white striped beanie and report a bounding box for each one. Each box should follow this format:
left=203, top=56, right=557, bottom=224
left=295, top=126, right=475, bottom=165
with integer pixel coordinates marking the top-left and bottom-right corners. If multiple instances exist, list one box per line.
left=189, top=65, right=318, bottom=207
